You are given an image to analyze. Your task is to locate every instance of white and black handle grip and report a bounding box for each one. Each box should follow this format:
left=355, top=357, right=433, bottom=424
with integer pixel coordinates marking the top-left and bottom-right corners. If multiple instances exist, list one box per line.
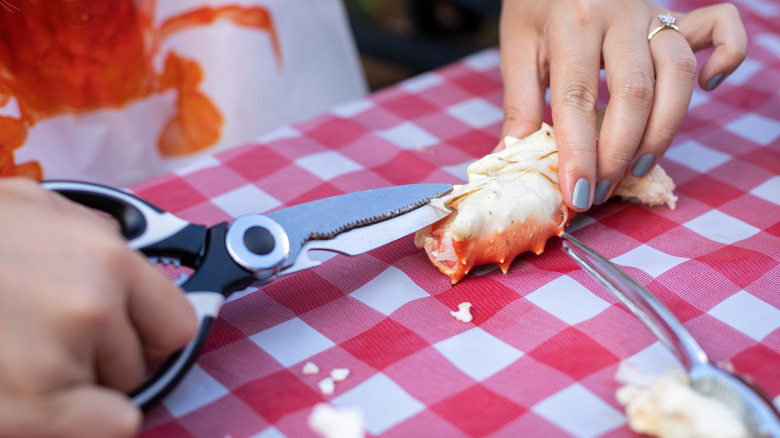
left=42, top=181, right=262, bottom=409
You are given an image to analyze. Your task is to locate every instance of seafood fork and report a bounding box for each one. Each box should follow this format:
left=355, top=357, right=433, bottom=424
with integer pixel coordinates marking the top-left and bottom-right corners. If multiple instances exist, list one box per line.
left=560, top=232, right=780, bottom=438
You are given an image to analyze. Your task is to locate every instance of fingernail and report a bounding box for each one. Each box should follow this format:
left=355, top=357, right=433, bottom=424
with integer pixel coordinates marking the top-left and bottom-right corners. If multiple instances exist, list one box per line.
left=572, top=178, right=591, bottom=210
left=593, top=180, right=611, bottom=205
left=631, top=153, right=655, bottom=177
left=706, top=73, right=725, bottom=91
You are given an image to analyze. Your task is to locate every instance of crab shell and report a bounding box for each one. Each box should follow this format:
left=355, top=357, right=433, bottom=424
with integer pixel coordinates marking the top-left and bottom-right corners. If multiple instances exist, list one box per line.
left=414, top=124, right=571, bottom=284
left=415, top=123, right=677, bottom=284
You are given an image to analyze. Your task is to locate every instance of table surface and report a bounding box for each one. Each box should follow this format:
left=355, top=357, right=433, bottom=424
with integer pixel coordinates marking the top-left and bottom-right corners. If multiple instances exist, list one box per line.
left=137, top=2, right=780, bottom=436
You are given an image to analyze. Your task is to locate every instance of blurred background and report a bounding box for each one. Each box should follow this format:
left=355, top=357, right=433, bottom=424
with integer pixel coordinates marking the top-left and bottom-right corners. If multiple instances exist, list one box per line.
left=344, top=0, right=501, bottom=90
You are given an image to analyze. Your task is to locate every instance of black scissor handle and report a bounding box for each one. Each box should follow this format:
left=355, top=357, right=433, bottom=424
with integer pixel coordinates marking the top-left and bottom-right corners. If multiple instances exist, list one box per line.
left=127, top=220, right=276, bottom=408
left=43, top=181, right=293, bottom=408
left=43, top=181, right=170, bottom=242
left=42, top=181, right=239, bottom=408
left=44, top=180, right=209, bottom=266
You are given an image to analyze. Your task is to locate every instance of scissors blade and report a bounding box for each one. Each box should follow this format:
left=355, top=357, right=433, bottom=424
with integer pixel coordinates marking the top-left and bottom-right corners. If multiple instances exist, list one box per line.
left=266, top=183, right=452, bottom=274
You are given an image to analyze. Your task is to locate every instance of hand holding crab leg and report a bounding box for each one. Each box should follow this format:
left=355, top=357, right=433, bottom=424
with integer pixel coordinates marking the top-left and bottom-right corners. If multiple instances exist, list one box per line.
left=498, top=0, right=747, bottom=211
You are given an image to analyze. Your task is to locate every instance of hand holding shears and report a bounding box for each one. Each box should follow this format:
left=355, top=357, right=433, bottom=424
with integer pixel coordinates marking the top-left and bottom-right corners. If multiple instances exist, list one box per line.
left=42, top=180, right=451, bottom=409
left=0, top=179, right=192, bottom=438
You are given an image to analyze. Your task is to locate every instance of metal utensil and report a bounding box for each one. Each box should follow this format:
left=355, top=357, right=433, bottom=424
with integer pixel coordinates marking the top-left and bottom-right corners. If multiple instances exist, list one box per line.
left=561, top=232, right=780, bottom=438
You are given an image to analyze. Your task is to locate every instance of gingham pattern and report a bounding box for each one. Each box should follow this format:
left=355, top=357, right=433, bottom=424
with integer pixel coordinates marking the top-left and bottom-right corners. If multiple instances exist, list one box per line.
left=137, top=2, right=780, bottom=436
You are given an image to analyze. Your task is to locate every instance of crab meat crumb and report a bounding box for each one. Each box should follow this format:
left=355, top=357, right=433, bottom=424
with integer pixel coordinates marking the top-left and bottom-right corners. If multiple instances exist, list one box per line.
left=615, top=362, right=748, bottom=438
left=308, top=403, right=365, bottom=438
left=330, top=368, right=350, bottom=382
left=318, top=377, right=336, bottom=395
left=451, top=302, right=473, bottom=323
left=303, top=361, right=320, bottom=375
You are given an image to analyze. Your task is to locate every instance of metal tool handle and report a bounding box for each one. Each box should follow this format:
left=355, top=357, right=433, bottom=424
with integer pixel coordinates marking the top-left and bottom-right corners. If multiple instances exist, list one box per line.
left=560, top=232, right=709, bottom=370
left=43, top=181, right=243, bottom=408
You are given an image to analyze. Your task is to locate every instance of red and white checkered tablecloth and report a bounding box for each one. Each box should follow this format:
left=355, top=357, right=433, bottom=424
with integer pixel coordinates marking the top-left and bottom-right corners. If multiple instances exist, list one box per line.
left=136, top=1, right=780, bottom=436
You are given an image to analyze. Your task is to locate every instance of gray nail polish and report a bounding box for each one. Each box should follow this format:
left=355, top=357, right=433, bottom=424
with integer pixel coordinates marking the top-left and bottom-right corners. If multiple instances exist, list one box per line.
left=631, top=153, right=655, bottom=177
left=593, top=180, right=611, bottom=205
left=572, top=178, right=591, bottom=210
left=706, top=73, right=725, bottom=91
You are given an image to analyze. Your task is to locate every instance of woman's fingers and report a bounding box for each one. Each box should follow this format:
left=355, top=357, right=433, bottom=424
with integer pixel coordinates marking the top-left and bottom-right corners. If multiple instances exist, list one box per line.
left=595, top=14, right=656, bottom=204
left=548, top=9, right=603, bottom=211
left=497, top=0, right=747, bottom=213
left=678, top=3, right=748, bottom=90
left=47, top=387, right=141, bottom=438
left=499, top=48, right=547, bottom=150
left=47, top=184, right=196, bottom=387
left=0, top=180, right=148, bottom=438
left=52, top=186, right=198, bottom=376
left=94, top=310, right=147, bottom=393
left=4, top=387, right=142, bottom=438
left=633, top=26, right=697, bottom=177
left=497, top=1, right=547, bottom=151
left=125, top=250, right=198, bottom=362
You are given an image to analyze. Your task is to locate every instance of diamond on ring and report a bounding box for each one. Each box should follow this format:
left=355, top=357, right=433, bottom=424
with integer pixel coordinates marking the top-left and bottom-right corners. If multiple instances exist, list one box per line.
left=658, top=12, right=676, bottom=27
left=648, top=12, right=680, bottom=40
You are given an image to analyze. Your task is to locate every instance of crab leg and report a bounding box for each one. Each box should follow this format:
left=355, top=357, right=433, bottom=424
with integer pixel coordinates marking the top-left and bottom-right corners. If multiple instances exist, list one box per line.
left=416, top=123, right=676, bottom=284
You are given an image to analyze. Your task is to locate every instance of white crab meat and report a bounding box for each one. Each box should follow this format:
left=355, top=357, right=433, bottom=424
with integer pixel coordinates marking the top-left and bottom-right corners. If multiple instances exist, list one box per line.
left=308, top=403, right=365, bottom=438
left=318, top=377, right=336, bottom=395
left=302, top=361, right=320, bottom=375
left=330, top=368, right=350, bottom=382
left=615, top=362, right=748, bottom=438
left=615, top=164, right=677, bottom=209
left=450, top=302, right=473, bottom=323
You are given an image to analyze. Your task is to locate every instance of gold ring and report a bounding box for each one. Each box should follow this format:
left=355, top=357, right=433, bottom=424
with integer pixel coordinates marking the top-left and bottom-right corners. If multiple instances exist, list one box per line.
left=648, top=12, right=679, bottom=40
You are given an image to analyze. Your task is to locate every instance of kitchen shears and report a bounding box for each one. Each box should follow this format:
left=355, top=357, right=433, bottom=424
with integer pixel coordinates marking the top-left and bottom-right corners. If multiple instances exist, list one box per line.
left=43, top=180, right=452, bottom=409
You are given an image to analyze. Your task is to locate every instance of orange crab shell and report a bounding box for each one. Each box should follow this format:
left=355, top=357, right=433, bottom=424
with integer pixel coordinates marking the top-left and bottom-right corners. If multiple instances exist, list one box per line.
left=415, top=198, right=571, bottom=284
left=414, top=120, right=678, bottom=285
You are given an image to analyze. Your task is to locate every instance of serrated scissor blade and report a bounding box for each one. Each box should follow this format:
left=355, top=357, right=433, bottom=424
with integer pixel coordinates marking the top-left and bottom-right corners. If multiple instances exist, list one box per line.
left=265, top=183, right=452, bottom=273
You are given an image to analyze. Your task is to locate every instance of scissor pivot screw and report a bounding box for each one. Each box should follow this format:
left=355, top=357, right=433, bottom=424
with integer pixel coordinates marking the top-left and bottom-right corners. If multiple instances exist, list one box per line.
left=244, top=226, right=276, bottom=256
left=226, top=215, right=290, bottom=280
